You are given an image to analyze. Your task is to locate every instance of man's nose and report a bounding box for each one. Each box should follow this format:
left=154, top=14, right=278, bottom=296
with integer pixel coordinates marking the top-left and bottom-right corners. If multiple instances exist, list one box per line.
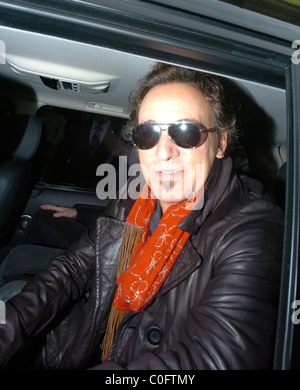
left=155, top=131, right=180, bottom=160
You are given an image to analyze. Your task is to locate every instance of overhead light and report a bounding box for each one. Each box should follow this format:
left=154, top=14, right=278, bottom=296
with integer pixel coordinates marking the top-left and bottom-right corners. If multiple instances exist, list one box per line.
left=87, top=102, right=129, bottom=117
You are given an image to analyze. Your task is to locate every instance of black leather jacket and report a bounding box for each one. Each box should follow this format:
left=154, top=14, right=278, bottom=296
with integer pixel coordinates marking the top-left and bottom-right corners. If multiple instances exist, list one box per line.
left=0, top=157, right=284, bottom=369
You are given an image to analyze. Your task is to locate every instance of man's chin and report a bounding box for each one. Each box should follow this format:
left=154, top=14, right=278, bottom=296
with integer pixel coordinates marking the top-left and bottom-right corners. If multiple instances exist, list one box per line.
left=151, top=181, right=195, bottom=201
left=151, top=188, right=187, bottom=205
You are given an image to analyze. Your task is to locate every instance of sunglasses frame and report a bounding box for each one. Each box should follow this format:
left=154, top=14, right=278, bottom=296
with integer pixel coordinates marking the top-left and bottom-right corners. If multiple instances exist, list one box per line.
left=132, top=121, right=217, bottom=150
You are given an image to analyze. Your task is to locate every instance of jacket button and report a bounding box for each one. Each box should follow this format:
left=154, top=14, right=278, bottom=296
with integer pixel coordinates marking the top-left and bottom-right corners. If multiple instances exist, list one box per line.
left=146, top=326, right=163, bottom=345
left=84, top=287, right=91, bottom=302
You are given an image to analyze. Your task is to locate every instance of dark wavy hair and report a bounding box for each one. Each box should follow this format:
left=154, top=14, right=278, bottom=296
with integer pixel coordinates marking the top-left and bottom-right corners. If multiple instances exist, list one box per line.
left=122, top=62, right=238, bottom=153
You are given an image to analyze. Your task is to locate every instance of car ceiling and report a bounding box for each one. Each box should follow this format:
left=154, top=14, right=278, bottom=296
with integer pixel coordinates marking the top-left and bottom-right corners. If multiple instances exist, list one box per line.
left=0, top=22, right=287, bottom=145
left=0, top=25, right=155, bottom=117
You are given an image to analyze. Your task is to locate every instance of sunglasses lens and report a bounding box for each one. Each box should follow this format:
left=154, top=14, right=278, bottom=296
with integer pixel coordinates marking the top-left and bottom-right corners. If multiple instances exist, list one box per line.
left=168, top=122, right=202, bottom=148
left=132, top=124, right=161, bottom=150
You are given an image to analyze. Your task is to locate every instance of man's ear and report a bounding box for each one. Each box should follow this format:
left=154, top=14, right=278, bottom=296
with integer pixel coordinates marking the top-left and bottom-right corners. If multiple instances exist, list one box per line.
left=216, top=132, right=227, bottom=158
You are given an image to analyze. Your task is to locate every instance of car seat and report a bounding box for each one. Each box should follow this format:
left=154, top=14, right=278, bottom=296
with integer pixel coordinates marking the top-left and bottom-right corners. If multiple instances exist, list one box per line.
left=0, top=114, right=44, bottom=245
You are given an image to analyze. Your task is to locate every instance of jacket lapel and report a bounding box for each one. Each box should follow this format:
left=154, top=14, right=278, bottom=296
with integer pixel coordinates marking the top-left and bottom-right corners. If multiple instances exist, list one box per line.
left=156, top=239, right=203, bottom=297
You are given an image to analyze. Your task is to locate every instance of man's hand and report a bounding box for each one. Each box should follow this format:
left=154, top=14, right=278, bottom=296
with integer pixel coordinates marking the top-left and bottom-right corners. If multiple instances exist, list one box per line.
left=40, top=204, right=77, bottom=219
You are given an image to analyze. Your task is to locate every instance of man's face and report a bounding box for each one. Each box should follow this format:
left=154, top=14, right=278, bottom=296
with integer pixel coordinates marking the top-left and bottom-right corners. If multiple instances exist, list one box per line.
left=137, top=82, right=227, bottom=213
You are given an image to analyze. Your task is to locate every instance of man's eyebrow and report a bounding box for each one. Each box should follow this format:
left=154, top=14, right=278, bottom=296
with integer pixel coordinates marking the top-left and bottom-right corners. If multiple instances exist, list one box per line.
left=139, top=120, right=156, bottom=124
left=180, top=118, right=206, bottom=126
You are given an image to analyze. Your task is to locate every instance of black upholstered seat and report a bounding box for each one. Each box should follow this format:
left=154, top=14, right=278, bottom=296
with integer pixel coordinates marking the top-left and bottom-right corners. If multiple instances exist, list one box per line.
left=0, top=115, right=43, bottom=245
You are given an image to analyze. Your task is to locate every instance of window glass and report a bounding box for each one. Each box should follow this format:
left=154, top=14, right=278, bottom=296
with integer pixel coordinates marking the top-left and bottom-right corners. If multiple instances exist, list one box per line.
left=37, top=106, right=131, bottom=190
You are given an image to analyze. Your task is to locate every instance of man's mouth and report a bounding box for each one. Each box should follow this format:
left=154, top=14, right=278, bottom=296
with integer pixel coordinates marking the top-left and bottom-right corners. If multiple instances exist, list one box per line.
left=155, top=170, right=183, bottom=181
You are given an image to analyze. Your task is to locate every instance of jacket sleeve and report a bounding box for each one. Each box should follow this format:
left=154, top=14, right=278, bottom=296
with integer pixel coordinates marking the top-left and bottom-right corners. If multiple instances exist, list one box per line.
left=0, top=224, right=97, bottom=367
left=75, top=204, right=106, bottom=227
left=99, top=199, right=284, bottom=370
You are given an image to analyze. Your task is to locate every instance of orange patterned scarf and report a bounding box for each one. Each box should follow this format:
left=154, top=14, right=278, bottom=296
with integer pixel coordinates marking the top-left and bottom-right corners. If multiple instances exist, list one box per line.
left=101, top=184, right=203, bottom=361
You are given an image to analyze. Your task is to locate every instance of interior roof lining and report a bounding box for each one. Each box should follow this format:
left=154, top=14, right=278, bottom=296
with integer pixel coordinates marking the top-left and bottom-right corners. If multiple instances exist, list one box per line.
left=0, top=24, right=287, bottom=146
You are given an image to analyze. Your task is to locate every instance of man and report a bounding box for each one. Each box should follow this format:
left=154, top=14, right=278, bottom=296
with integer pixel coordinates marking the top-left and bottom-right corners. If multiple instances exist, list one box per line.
left=0, top=63, right=283, bottom=369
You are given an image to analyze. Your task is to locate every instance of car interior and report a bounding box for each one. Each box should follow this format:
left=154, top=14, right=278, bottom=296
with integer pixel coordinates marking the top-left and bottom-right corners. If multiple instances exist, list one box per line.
left=0, top=0, right=299, bottom=369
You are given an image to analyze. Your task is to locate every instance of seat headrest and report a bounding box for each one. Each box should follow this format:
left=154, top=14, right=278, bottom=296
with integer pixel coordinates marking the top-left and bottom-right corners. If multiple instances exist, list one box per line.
left=0, top=115, right=42, bottom=162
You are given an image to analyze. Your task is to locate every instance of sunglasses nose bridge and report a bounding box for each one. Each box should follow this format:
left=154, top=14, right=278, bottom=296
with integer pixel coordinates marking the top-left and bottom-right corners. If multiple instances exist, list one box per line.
left=154, top=126, right=180, bottom=159
left=158, top=124, right=178, bottom=146
left=157, top=125, right=173, bottom=144
left=157, top=124, right=169, bottom=134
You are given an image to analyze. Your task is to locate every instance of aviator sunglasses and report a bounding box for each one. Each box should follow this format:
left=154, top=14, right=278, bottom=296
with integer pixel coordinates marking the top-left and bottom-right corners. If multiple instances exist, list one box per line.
left=132, top=121, right=217, bottom=150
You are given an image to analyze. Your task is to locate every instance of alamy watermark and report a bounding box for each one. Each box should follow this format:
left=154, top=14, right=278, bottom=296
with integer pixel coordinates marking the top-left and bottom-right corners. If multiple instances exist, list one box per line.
left=292, top=40, right=300, bottom=65
left=0, top=299, right=5, bottom=324
left=291, top=300, right=300, bottom=325
left=0, top=40, right=6, bottom=64
left=95, top=156, right=205, bottom=210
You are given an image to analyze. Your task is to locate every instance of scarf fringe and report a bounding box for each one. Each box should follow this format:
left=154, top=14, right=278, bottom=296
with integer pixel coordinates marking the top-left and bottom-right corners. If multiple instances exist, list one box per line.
left=101, top=305, right=129, bottom=362
left=101, top=221, right=143, bottom=362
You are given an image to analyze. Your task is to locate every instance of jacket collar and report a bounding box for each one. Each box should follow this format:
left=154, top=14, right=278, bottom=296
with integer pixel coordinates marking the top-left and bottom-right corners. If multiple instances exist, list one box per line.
left=178, top=156, right=235, bottom=236
left=157, top=238, right=203, bottom=298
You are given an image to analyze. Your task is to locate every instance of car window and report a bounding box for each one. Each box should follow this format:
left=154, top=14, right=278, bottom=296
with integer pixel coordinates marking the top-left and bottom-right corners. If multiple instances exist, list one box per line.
left=37, top=105, right=130, bottom=190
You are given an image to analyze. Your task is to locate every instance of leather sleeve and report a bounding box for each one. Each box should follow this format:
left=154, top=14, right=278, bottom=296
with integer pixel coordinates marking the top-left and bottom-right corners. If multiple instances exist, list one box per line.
left=75, top=204, right=105, bottom=227
left=0, top=224, right=97, bottom=367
